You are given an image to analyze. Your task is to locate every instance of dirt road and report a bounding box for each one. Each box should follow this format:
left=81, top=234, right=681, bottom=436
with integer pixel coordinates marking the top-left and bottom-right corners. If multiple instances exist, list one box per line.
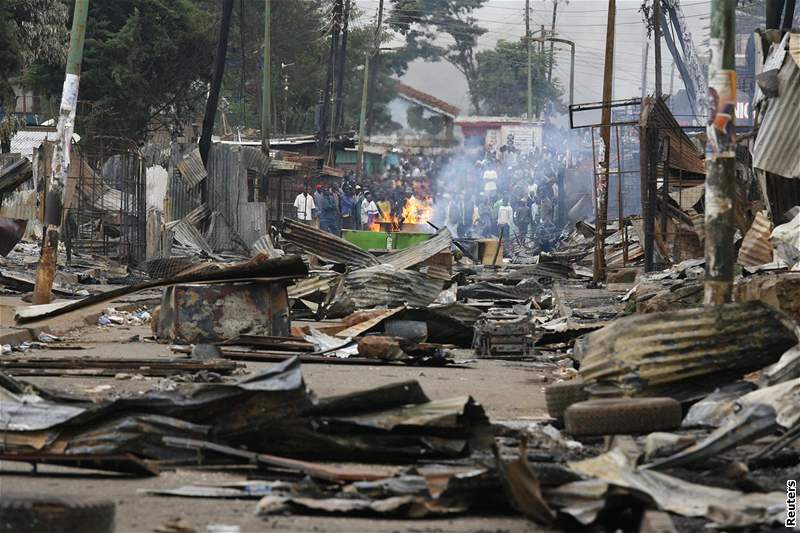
left=1, top=323, right=554, bottom=532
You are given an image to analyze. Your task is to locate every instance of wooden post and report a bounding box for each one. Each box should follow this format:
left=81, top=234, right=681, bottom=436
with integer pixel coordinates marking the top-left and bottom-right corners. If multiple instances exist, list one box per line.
left=703, top=0, right=736, bottom=304
left=593, top=0, right=616, bottom=284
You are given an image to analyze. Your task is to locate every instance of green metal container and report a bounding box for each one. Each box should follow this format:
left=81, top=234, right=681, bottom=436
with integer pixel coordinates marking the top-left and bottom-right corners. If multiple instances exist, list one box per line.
left=393, top=232, right=431, bottom=250
left=342, top=229, right=390, bottom=251
left=341, top=230, right=432, bottom=251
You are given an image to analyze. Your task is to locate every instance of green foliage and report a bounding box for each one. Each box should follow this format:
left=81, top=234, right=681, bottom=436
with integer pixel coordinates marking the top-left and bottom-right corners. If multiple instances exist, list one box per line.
left=474, top=39, right=559, bottom=116
left=79, top=0, right=215, bottom=143
left=221, top=0, right=399, bottom=136
left=388, top=0, right=487, bottom=113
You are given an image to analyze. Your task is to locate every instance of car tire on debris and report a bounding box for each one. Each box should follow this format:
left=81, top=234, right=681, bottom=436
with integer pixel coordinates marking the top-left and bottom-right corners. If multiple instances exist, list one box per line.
left=564, top=397, right=682, bottom=436
left=545, top=379, right=588, bottom=419
left=0, top=494, right=115, bottom=533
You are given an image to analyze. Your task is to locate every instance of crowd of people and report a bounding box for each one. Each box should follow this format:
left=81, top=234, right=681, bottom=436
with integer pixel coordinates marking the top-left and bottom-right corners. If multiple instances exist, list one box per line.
left=292, top=132, right=578, bottom=253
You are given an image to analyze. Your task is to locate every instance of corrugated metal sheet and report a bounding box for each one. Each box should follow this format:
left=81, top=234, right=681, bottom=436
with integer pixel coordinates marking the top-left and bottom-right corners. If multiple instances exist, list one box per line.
left=176, top=148, right=208, bottom=187
left=380, top=229, right=452, bottom=270
left=336, top=265, right=444, bottom=311
left=579, top=302, right=797, bottom=401
left=166, top=218, right=214, bottom=254
left=640, top=97, right=705, bottom=175
left=9, top=128, right=57, bottom=160
left=737, top=211, right=773, bottom=266
left=281, top=219, right=379, bottom=268
left=288, top=276, right=338, bottom=299
left=753, top=52, right=800, bottom=179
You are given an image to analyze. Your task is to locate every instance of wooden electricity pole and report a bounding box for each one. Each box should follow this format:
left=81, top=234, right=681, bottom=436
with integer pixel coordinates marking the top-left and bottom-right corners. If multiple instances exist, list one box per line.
left=704, top=0, right=736, bottom=304
left=526, top=0, right=532, bottom=121
left=261, top=0, right=272, bottom=152
left=32, top=0, right=90, bottom=305
left=548, top=0, right=558, bottom=82
left=357, top=0, right=383, bottom=177
left=593, top=0, right=616, bottom=284
left=654, top=0, right=662, bottom=96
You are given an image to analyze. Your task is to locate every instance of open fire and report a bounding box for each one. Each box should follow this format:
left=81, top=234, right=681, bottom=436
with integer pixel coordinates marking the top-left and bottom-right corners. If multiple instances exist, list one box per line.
left=369, top=195, right=434, bottom=233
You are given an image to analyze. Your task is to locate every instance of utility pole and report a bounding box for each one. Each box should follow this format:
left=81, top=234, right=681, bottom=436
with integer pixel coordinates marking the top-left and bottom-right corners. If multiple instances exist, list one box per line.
left=548, top=0, right=558, bottom=82
left=32, top=0, right=89, bottom=305
left=526, top=0, right=532, bottom=121
left=334, top=0, right=351, bottom=131
left=199, top=0, right=234, bottom=167
left=593, top=0, right=616, bottom=284
left=356, top=53, right=370, bottom=178
left=653, top=0, right=662, bottom=97
left=320, top=0, right=341, bottom=149
left=281, top=62, right=293, bottom=134
left=704, top=0, right=736, bottom=304
left=261, top=0, right=272, bottom=151
left=640, top=24, right=649, bottom=98
left=357, top=0, right=383, bottom=177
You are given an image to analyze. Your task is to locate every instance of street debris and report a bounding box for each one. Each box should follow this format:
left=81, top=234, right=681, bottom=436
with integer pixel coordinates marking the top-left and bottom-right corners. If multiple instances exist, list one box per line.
left=2, top=4, right=799, bottom=530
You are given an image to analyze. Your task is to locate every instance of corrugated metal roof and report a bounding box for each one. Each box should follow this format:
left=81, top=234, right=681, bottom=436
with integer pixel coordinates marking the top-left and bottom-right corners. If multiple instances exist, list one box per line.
left=9, top=128, right=57, bottom=160
left=281, top=219, right=379, bottom=268
left=380, top=228, right=452, bottom=271
left=176, top=148, right=208, bottom=187
left=753, top=51, right=800, bottom=179
left=394, top=80, right=460, bottom=118
left=336, top=264, right=444, bottom=310
left=737, top=211, right=773, bottom=266
left=578, top=302, right=798, bottom=401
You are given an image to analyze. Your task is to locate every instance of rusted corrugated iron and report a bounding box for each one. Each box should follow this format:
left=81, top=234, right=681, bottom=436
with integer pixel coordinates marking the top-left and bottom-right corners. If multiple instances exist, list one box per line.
left=281, top=219, right=379, bottom=268
left=380, top=228, right=452, bottom=271
left=328, top=265, right=444, bottom=317
left=737, top=211, right=773, bottom=266
left=639, top=97, right=705, bottom=175
left=753, top=46, right=800, bottom=180
left=578, top=302, right=797, bottom=400
left=176, top=147, right=208, bottom=187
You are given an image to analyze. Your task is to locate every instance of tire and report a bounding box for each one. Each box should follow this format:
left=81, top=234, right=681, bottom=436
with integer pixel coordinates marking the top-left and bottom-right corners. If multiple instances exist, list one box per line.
left=564, top=397, right=682, bottom=437
left=0, top=494, right=115, bottom=533
left=545, top=379, right=588, bottom=419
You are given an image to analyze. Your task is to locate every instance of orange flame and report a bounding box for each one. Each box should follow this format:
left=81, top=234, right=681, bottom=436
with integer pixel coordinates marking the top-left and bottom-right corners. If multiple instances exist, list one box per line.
left=367, top=196, right=434, bottom=232
left=401, top=195, right=434, bottom=224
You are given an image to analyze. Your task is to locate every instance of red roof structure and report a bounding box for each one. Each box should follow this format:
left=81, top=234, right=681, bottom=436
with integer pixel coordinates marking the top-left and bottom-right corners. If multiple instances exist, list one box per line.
left=394, top=80, right=460, bottom=119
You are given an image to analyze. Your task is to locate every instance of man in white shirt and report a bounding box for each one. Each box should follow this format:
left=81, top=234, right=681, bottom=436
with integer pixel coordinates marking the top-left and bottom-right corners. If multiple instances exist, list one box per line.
left=293, top=185, right=316, bottom=222
left=360, top=191, right=380, bottom=227
left=497, top=198, right=513, bottom=239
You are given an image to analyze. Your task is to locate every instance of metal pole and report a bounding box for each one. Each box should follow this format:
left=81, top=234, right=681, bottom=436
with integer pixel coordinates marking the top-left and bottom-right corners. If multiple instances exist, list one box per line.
left=356, top=51, right=370, bottom=178
left=261, top=0, right=271, bottom=151
left=32, top=0, right=89, bottom=305
left=654, top=0, right=662, bottom=97
left=526, top=0, right=532, bottom=121
left=569, top=41, right=575, bottom=109
left=640, top=24, right=649, bottom=98
left=358, top=0, right=383, bottom=177
left=548, top=0, right=558, bottom=82
left=593, top=0, right=615, bottom=284
left=704, top=0, right=736, bottom=304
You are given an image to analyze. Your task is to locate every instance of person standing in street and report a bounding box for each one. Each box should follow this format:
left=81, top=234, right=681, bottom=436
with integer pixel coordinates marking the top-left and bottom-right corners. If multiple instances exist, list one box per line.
left=319, top=185, right=341, bottom=236
left=497, top=198, right=513, bottom=241
left=312, top=184, right=324, bottom=228
left=293, top=185, right=316, bottom=223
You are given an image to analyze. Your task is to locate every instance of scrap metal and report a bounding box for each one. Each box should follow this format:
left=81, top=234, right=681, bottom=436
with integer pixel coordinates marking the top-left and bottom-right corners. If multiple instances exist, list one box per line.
left=578, top=301, right=798, bottom=400
left=281, top=218, right=379, bottom=268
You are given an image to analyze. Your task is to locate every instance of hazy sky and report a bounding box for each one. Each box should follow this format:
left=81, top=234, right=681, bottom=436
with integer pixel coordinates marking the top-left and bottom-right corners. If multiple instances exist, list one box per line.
left=354, top=0, right=716, bottom=113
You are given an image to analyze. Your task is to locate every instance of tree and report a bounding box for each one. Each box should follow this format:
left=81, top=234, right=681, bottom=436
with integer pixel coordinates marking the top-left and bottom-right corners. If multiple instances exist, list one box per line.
left=474, top=39, right=559, bottom=116
left=388, top=0, right=487, bottom=114
left=220, top=0, right=399, bottom=136
left=0, top=0, right=67, bottom=151
left=24, top=0, right=215, bottom=147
